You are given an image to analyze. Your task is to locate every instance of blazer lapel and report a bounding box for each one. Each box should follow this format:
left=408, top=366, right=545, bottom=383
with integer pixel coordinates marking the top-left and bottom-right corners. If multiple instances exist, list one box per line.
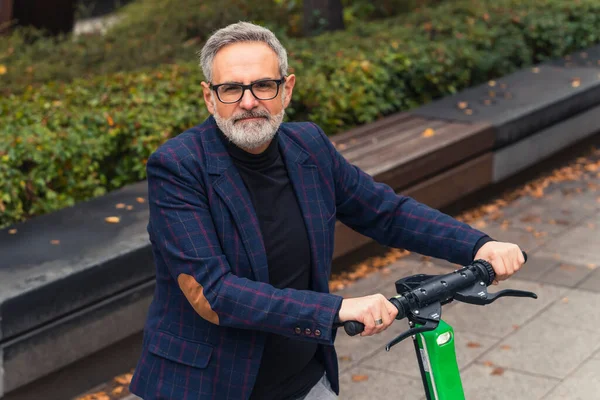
left=279, top=132, right=331, bottom=294
left=201, top=118, right=270, bottom=283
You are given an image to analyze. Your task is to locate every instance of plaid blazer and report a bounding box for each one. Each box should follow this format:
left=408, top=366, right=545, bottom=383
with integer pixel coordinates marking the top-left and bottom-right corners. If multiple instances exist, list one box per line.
left=129, top=115, right=486, bottom=399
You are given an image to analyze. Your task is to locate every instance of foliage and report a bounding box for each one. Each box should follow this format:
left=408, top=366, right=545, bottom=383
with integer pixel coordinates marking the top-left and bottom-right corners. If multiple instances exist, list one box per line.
left=0, top=0, right=437, bottom=93
left=1, top=0, right=600, bottom=228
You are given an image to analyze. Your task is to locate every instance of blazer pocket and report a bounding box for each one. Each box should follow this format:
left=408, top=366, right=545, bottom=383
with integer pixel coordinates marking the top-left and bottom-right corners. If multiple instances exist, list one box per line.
left=148, top=331, right=213, bottom=369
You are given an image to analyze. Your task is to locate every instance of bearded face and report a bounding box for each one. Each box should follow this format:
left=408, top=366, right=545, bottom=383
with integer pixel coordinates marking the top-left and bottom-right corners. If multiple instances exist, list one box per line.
left=212, top=97, right=285, bottom=151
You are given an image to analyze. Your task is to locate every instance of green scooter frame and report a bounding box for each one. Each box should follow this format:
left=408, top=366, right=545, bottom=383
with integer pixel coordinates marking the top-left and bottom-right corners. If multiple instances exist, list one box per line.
left=413, top=320, right=464, bottom=400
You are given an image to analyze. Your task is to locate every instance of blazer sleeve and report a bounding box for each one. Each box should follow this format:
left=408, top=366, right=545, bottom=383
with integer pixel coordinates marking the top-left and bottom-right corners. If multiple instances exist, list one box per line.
left=146, top=149, right=343, bottom=345
left=313, top=123, right=487, bottom=266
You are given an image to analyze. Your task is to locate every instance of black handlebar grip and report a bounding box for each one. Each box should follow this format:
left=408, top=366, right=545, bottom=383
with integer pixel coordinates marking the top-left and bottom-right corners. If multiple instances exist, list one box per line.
left=343, top=321, right=365, bottom=336
left=522, top=251, right=528, bottom=263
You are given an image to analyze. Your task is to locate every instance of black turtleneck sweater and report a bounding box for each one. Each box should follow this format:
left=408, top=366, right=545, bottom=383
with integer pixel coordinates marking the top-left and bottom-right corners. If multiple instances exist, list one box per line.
left=217, top=129, right=325, bottom=400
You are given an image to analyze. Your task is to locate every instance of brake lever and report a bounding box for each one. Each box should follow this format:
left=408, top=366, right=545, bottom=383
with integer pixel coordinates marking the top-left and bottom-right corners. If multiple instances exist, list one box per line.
left=385, top=301, right=442, bottom=351
left=385, top=320, right=438, bottom=351
left=454, top=283, right=538, bottom=306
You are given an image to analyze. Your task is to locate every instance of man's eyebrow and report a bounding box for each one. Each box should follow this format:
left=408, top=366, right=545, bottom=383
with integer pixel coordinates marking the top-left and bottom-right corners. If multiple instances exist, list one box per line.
left=219, top=77, right=276, bottom=85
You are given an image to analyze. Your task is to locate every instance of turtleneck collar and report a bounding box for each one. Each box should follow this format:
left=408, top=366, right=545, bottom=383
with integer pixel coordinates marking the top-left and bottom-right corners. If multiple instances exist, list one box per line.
left=217, top=127, right=280, bottom=170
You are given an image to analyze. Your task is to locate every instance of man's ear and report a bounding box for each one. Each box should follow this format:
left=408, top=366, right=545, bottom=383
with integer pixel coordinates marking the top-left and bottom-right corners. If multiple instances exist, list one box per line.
left=282, top=74, right=295, bottom=109
left=201, top=81, right=215, bottom=115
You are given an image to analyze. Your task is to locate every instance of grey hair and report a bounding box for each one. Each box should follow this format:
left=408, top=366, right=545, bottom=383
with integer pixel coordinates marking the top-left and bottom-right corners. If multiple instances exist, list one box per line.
left=199, top=21, right=289, bottom=83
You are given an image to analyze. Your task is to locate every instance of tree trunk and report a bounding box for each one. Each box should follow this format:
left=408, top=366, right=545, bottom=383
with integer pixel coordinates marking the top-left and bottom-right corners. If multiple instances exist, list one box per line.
left=303, top=0, right=345, bottom=36
left=0, top=0, right=14, bottom=34
left=12, top=0, right=76, bottom=36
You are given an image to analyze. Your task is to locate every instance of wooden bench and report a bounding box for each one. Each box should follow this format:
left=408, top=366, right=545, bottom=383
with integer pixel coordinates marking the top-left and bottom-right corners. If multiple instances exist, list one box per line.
left=3, top=43, right=600, bottom=400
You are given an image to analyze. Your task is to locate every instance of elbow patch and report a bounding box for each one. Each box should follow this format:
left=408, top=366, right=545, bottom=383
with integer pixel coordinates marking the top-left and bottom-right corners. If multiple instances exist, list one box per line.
left=177, top=273, right=220, bottom=325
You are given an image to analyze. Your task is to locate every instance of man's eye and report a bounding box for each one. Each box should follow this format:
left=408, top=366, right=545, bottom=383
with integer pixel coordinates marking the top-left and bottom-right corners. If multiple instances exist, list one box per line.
left=222, top=85, right=241, bottom=93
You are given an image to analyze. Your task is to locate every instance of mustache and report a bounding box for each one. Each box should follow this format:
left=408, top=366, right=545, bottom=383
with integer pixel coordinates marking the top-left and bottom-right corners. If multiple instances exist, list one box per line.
left=232, top=110, right=270, bottom=122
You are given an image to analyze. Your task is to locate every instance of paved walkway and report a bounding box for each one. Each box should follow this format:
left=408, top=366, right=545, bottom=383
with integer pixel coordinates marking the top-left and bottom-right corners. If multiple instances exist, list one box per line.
left=333, top=149, right=600, bottom=400
left=77, top=148, right=600, bottom=399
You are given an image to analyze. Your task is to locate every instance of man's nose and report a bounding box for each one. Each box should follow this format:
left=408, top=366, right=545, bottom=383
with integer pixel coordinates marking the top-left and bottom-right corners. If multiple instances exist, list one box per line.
left=239, top=88, right=259, bottom=110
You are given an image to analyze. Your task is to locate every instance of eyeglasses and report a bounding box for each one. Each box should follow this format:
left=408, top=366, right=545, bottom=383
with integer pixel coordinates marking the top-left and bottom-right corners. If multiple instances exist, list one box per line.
left=209, top=77, right=286, bottom=104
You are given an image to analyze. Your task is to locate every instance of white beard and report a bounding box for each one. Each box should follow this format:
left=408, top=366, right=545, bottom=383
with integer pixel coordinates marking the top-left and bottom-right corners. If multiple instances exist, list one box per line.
left=213, top=100, right=285, bottom=151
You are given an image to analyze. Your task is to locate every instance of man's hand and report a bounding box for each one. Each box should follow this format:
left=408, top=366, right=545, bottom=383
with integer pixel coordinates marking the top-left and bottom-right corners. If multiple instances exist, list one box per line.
left=474, top=241, right=525, bottom=285
left=337, top=294, right=399, bottom=336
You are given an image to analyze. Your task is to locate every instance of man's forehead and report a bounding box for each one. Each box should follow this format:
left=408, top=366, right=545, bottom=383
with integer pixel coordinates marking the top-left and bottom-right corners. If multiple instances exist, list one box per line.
left=212, top=41, right=279, bottom=82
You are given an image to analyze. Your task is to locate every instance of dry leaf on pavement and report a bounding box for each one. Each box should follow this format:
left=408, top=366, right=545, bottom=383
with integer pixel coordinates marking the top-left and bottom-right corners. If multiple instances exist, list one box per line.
left=491, top=367, right=505, bottom=376
left=467, top=342, right=481, bottom=348
left=114, top=373, right=133, bottom=385
left=352, top=375, right=369, bottom=382
left=8, top=229, right=17, bottom=234
left=105, top=216, right=121, bottom=224
left=116, top=203, right=126, bottom=209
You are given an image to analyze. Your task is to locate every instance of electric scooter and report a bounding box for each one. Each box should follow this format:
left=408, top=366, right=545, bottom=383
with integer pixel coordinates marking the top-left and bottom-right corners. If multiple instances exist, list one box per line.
left=336, top=253, right=536, bottom=400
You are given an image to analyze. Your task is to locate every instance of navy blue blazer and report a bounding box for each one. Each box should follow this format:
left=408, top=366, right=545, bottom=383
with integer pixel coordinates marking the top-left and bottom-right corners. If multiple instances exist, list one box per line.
left=129, top=116, right=486, bottom=399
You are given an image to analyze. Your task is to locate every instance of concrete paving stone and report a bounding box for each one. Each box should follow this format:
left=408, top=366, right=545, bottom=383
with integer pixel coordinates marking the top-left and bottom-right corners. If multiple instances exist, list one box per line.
left=512, top=254, right=560, bottom=282
left=543, top=358, right=600, bottom=400
left=474, top=224, right=549, bottom=254
left=483, top=316, right=600, bottom=379
left=338, top=365, right=425, bottom=400
left=504, top=196, right=591, bottom=236
left=534, top=217, right=600, bottom=267
left=534, top=288, right=600, bottom=333
left=442, top=279, right=567, bottom=338
left=537, top=262, right=595, bottom=287
left=361, top=331, right=499, bottom=380
left=460, top=363, right=559, bottom=400
left=577, top=267, right=600, bottom=292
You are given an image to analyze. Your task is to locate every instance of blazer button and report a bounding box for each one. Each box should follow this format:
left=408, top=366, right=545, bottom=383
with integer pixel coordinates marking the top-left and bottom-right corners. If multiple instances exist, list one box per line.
left=305, top=328, right=312, bottom=335
left=315, top=329, right=321, bottom=337
left=295, top=327, right=301, bottom=334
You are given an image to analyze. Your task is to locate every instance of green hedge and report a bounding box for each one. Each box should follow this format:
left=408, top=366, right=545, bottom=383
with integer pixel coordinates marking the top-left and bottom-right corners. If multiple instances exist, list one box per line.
left=2, top=0, right=600, bottom=228
left=0, top=0, right=436, bottom=94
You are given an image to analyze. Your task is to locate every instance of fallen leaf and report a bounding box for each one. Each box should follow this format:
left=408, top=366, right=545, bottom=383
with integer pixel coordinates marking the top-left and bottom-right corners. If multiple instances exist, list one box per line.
left=512, top=325, right=520, bottom=330
left=559, top=264, right=576, bottom=271
left=464, top=109, right=473, bottom=115
left=474, top=220, right=487, bottom=228
left=571, top=77, right=581, bottom=88
left=338, top=143, right=347, bottom=150
left=115, top=203, right=126, bottom=209
left=467, top=341, right=481, bottom=348
left=126, top=205, right=134, bottom=210
left=106, top=114, right=115, bottom=127
left=587, top=264, right=597, bottom=270
left=136, top=197, right=145, bottom=203
left=422, top=128, right=435, bottom=137
left=105, top=216, right=121, bottom=224
left=0, top=64, right=7, bottom=75
left=339, top=355, right=352, bottom=362
left=352, top=375, right=369, bottom=382
left=562, top=297, right=569, bottom=303
left=8, top=229, right=17, bottom=234
left=112, top=386, right=124, bottom=395
left=532, top=67, right=540, bottom=73
left=488, top=80, right=496, bottom=87
left=483, top=361, right=495, bottom=367
left=114, top=372, right=133, bottom=385
left=50, top=239, right=60, bottom=245
left=500, top=345, right=511, bottom=350
left=457, top=101, right=468, bottom=109
left=491, top=367, right=505, bottom=376
left=588, top=223, right=595, bottom=229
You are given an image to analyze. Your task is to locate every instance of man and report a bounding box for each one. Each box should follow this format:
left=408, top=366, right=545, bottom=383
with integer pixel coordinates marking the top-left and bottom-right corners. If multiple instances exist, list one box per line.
left=129, top=21, right=525, bottom=400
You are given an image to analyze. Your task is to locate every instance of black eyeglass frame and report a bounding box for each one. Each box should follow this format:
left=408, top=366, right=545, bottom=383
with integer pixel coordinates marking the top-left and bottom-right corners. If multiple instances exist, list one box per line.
left=209, top=76, right=287, bottom=104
